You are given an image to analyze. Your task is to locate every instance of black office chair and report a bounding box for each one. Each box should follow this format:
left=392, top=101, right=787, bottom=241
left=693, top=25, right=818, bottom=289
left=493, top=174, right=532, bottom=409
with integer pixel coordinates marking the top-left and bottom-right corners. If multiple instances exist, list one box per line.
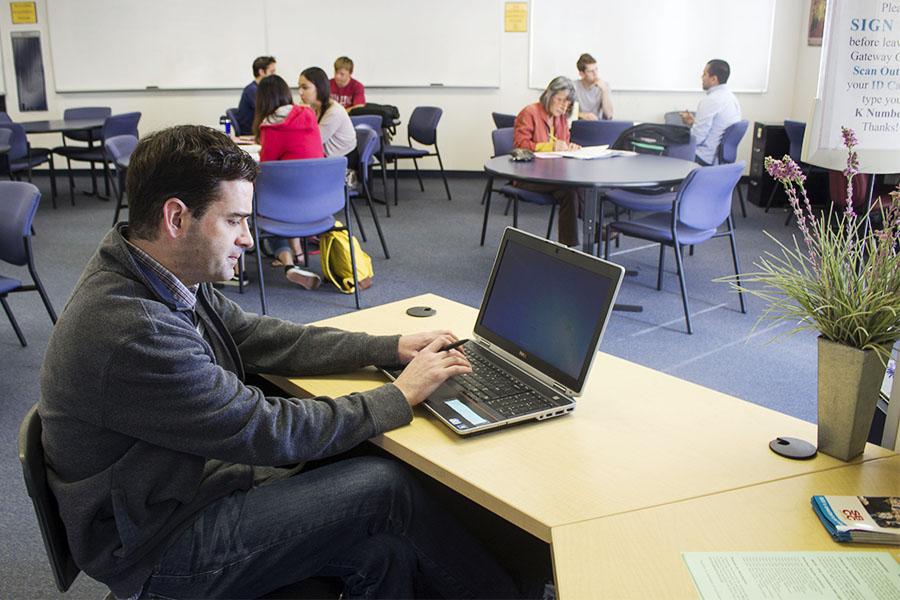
left=491, top=112, right=516, bottom=129
left=382, top=106, right=451, bottom=205
left=18, top=404, right=82, bottom=593
left=226, top=107, right=243, bottom=137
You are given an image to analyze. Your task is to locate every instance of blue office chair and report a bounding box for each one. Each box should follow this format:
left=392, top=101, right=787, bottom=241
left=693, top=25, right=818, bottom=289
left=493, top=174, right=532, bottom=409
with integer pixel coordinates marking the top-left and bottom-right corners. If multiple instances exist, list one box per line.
left=0, top=123, right=59, bottom=208
left=605, top=163, right=746, bottom=334
left=253, top=156, right=361, bottom=313
left=480, top=127, right=556, bottom=246
left=53, top=112, right=141, bottom=205
left=382, top=106, right=451, bottom=205
left=714, top=119, right=749, bottom=218
left=491, top=112, right=516, bottom=129
left=570, top=120, right=634, bottom=147
left=350, top=115, right=390, bottom=217
left=350, top=126, right=389, bottom=258
left=53, top=107, right=111, bottom=202
left=0, top=182, right=57, bottom=346
left=225, top=107, right=242, bottom=136
left=104, top=135, right=138, bottom=226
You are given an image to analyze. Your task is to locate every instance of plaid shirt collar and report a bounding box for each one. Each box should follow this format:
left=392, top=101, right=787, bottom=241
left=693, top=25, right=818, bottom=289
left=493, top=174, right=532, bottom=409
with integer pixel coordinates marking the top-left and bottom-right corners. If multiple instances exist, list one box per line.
left=124, top=236, right=198, bottom=311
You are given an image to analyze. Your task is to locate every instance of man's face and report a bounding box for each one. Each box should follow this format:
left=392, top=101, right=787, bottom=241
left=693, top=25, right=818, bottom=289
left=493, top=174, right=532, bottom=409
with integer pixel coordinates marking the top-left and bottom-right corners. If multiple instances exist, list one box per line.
left=579, top=63, right=600, bottom=85
left=258, top=62, right=276, bottom=79
left=179, top=180, right=254, bottom=284
left=334, top=68, right=352, bottom=87
left=548, top=91, right=571, bottom=117
left=701, top=65, right=717, bottom=91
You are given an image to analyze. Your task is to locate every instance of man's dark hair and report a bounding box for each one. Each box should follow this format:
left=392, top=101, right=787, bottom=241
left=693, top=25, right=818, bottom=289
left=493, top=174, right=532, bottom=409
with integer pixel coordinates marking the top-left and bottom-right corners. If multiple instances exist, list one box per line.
left=126, top=125, right=259, bottom=240
left=576, top=53, right=597, bottom=73
left=706, top=59, right=730, bottom=84
left=252, top=55, right=276, bottom=78
left=301, top=66, right=332, bottom=123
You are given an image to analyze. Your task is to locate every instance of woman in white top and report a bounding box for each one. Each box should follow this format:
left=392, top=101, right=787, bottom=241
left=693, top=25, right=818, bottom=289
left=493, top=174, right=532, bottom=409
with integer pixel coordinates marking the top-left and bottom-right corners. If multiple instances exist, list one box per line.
left=299, top=66, right=359, bottom=167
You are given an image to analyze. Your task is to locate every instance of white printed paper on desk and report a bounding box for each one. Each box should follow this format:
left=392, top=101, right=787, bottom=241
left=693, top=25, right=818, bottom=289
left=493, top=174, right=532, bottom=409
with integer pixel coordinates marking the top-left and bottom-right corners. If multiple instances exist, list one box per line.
left=683, top=552, right=900, bottom=600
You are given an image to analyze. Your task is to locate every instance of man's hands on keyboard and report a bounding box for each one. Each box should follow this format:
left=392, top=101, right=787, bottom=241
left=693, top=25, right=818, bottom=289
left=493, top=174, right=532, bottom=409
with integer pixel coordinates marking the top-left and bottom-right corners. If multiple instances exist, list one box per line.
left=393, top=336, right=471, bottom=407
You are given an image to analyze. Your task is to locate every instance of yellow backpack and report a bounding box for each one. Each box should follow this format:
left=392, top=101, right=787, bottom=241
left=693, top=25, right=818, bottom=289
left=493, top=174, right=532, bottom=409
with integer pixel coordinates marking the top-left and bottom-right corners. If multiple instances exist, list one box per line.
left=319, top=222, right=373, bottom=293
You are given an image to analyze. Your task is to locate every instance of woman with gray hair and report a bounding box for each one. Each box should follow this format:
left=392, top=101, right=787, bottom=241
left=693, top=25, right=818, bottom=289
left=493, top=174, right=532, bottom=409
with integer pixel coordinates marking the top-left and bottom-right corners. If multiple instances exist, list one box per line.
left=513, top=76, right=583, bottom=246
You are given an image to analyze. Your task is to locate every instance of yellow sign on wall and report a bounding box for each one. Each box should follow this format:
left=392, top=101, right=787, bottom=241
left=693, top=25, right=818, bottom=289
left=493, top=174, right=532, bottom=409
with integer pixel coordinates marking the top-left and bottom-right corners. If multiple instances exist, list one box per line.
left=505, top=2, right=527, bottom=33
left=10, top=1, right=37, bottom=24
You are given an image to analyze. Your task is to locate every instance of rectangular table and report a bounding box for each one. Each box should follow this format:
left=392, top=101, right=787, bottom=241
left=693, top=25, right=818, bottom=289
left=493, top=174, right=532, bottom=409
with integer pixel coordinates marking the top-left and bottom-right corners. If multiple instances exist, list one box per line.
left=266, top=294, right=896, bottom=597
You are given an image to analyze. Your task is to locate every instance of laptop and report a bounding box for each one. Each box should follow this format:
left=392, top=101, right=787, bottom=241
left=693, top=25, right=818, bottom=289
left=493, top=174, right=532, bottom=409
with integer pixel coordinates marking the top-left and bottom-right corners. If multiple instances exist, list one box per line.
left=391, top=227, right=625, bottom=435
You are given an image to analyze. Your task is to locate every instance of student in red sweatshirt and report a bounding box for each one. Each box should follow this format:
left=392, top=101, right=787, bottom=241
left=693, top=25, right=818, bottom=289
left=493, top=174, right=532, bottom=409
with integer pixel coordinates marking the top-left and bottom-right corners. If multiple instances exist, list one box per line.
left=253, top=75, right=325, bottom=289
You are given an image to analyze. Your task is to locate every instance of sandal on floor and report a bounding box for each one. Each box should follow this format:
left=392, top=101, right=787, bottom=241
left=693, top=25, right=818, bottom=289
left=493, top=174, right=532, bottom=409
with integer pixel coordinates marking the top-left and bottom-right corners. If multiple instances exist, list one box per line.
left=284, top=265, right=321, bottom=290
left=272, top=254, right=305, bottom=268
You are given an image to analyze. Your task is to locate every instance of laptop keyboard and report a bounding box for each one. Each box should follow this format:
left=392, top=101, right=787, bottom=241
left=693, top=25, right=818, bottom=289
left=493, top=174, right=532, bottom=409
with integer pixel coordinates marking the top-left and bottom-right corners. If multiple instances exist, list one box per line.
left=454, top=349, right=568, bottom=418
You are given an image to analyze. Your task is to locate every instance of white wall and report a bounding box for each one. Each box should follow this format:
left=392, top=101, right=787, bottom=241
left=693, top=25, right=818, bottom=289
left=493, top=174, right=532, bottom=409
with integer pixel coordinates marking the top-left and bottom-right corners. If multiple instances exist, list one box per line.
left=0, top=0, right=811, bottom=172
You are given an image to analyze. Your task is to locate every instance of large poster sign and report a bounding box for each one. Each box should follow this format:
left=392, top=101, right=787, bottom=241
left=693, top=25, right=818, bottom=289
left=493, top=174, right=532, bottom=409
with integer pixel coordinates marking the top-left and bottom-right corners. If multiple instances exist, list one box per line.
left=807, top=0, right=900, bottom=172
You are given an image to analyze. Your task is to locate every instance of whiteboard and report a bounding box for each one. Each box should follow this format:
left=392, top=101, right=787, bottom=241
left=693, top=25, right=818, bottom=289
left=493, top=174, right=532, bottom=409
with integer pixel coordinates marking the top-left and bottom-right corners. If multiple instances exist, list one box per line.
left=266, top=0, right=502, bottom=88
left=45, top=0, right=502, bottom=92
left=46, top=0, right=267, bottom=91
left=529, top=0, right=776, bottom=93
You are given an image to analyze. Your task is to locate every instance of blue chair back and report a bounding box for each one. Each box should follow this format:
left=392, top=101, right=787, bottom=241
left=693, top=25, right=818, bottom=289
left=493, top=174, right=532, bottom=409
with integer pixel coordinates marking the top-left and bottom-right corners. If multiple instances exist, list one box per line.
left=492, top=112, right=516, bottom=129
left=0, top=128, right=11, bottom=149
left=350, top=115, right=382, bottom=131
left=0, top=112, right=12, bottom=124
left=0, top=181, right=41, bottom=266
left=63, top=107, right=111, bottom=142
left=255, top=156, right=348, bottom=224
left=225, top=107, right=242, bottom=136
left=665, top=138, right=697, bottom=161
left=491, top=128, right=514, bottom=157
left=102, top=112, right=140, bottom=141
left=355, top=126, right=379, bottom=186
left=784, top=120, right=806, bottom=163
left=408, top=106, right=442, bottom=146
left=716, top=119, right=748, bottom=165
left=104, top=135, right=138, bottom=167
left=570, top=120, right=634, bottom=147
left=0, top=123, right=30, bottom=161
left=664, top=111, right=685, bottom=126
left=677, top=163, right=744, bottom=231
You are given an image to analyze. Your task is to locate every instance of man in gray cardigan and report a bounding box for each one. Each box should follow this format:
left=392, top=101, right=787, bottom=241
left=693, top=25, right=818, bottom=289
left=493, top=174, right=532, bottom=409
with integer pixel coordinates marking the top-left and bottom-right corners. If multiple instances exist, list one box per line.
left=39, top=126, right=521, bottom=599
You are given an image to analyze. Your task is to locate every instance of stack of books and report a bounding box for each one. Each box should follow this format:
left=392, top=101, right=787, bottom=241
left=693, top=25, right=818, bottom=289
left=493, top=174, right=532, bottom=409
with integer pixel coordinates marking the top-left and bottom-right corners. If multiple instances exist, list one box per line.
left=812, top=496, right=900, bottom=545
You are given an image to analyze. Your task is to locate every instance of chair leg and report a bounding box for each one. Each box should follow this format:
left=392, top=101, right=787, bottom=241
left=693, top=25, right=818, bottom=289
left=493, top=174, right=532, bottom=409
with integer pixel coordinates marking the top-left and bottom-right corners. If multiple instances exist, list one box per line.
left=545, top=204, right=556, bottom=240
left=512, top=196, right=519, bottom=229
left=362, top=181, right=389, bottom=259
left=48, top=156, right=58, bottom=209
left=784, top=209, right=794, bottom=227
left=726, top=216, right=746, bottom=314
left=657, top=243, right=666, bottom=291
left=763, top=185, right=777, bottom=213
left=435, top=148, right=451, bottom=200
left=344, top=205, right=361, bottom=310
left=102, top=161, right=112, bottom=199
left=673, top=243, right=693, bottom=334
left=393, top=159, right=399, bottom=206
left=26, top=248, right=57, bottom=323
left=411, top=158, right=425, bottom=192
left=253, top=222, right=268, bottom=315
left=737, top=182, right=747, bottom=218
left=349, top=197, right=368, bottom=242
left=480, top=177, right=493, bottom=246
left=66, top=158, right=76, bottom=206
left=113, top=169, right=126, bottom=226
left=1, top=297, right=27, bottom=347
left=378, top=149, right=390, bottom=217
left=503, top=196, right=512, bottom=216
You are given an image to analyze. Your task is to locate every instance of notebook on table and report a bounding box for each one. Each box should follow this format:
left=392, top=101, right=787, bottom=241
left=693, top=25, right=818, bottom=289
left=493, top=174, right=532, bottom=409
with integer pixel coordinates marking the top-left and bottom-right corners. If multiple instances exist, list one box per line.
left=387, top=227, right=624, bottom=435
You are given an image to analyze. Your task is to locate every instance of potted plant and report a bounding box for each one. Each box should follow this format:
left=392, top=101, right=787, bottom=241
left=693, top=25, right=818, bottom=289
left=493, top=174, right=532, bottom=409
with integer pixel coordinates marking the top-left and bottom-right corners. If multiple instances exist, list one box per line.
left=726, top=128, right=900, bottom=461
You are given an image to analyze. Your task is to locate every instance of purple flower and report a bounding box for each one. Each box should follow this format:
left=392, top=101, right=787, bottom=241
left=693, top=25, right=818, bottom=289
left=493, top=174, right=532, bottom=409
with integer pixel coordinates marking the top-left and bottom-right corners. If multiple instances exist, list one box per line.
left=841, top=126, right=858, bottom=149
left=765, top=156, right=805, bottom=184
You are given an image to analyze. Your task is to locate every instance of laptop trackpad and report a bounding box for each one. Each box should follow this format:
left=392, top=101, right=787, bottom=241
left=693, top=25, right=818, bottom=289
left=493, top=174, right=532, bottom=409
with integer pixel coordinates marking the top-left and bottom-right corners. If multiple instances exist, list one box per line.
left=427, top=387, right=494, bottom=432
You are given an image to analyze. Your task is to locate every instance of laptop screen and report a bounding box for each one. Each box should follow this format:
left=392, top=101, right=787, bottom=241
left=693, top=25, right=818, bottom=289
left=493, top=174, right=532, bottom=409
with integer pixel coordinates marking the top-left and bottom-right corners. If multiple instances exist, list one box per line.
left=474, top=228, right=623, bottom=394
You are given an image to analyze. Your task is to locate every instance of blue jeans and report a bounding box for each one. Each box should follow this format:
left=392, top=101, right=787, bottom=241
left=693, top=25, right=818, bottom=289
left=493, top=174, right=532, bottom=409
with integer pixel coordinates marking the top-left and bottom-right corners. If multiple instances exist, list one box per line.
left=141, top=456, right=521, bottom=599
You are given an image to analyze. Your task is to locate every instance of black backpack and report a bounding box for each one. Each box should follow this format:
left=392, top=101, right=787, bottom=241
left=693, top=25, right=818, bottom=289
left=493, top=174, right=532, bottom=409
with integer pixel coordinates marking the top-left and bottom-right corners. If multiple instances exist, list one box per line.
left=348, top=103, right=400, bottom=133
left=613, top=123, right=692, bottom=155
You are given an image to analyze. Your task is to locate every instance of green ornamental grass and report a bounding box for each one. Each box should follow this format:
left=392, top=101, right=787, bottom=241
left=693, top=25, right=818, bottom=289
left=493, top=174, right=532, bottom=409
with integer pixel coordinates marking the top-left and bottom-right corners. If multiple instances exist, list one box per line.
left=722, top=127, right=900, bottom=364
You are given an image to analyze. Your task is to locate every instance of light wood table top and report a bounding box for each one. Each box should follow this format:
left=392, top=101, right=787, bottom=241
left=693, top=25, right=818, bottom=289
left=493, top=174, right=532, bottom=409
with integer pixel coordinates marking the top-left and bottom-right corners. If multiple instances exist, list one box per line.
left=550, top=455, right=900, bottom=599
left=268, top=294, right=894, bottom=543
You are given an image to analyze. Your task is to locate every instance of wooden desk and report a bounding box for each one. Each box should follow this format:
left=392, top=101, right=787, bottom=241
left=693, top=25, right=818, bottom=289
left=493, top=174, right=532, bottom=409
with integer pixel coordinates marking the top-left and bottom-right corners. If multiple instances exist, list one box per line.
left=266, top=294, right=895, bottom=597
left=551, top=455, right=900, bottom=599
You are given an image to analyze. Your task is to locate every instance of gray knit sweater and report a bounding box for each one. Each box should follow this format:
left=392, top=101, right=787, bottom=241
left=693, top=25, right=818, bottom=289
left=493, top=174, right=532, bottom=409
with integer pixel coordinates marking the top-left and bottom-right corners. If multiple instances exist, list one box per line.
left=39, top=226, right=411, bottom=597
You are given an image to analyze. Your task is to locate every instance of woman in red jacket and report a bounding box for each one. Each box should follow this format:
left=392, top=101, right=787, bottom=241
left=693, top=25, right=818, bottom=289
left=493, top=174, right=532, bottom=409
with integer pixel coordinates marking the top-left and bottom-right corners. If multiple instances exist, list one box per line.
left=513, top=76, right=583, bottom=247
left=253, top=75, right=324, bottom=289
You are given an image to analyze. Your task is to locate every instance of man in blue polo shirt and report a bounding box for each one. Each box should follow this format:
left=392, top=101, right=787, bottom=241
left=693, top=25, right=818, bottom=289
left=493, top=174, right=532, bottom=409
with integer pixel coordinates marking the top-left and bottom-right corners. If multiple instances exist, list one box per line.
left=681, top=59, right=741, bottom=165
left=235, top=55, right=277, bottom=135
